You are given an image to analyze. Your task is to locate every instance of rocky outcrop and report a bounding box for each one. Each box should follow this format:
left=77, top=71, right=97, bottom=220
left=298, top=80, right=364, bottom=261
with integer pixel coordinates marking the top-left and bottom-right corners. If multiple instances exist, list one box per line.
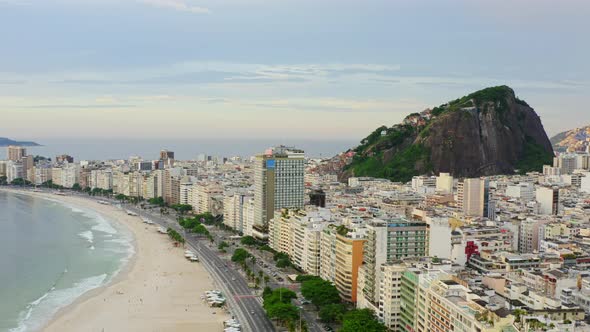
left=343, top=86, right=554, bottom=182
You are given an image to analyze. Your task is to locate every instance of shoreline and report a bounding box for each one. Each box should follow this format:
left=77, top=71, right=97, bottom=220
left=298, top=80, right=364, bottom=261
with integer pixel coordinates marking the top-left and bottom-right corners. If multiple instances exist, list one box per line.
left=0, top=188, right=228, bottom=332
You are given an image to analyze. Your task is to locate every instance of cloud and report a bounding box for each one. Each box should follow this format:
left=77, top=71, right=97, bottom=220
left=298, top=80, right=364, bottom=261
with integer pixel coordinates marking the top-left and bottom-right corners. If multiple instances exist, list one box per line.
left=139, top=0, right=210, bottom=14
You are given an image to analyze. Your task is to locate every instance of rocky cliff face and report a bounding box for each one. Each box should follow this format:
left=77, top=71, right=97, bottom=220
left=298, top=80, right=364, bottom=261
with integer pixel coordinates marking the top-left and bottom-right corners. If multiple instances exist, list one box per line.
left=343, top=86, right=554, bottom=182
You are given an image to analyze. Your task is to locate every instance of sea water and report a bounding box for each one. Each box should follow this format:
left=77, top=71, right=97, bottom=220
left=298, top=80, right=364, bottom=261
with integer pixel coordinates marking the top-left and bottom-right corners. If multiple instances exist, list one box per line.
left=0, top=191, right=134, bottom=332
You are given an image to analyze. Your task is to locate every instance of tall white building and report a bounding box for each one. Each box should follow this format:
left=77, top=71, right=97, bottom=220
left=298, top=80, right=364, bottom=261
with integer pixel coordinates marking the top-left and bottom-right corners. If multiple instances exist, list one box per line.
left=253, top=146, right=305, bottom=238
left=536, top=186, right=560, bottom=215
left=505, top=182, right=535, bottom=202
left=581, top=172, right=590, bottom=194
left=223, top=191, right=253, bottom=233
left=241, top=197, right=255, bottom=237
left=33, top=165, right=53, bottom=185
left=90, top=169, right=113, bottom=190
left=554, top=154, right=577, bottom=175
left=179, top=178, right=193, bottom=205
left=6, top=161, right=24, bottom=182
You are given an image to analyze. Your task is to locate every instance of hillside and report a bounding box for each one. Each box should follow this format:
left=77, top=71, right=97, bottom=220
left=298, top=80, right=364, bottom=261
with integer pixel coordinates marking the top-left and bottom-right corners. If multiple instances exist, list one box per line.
left=343, top=86, right=554, bottom=182
left=550, top=126, right=590, bottom=153
left=0, top=137, right=40, bottom=147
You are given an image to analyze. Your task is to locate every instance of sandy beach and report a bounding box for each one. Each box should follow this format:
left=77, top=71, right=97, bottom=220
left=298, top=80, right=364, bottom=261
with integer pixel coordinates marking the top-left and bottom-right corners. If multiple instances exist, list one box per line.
left=2, top=189, right=228, bottom=332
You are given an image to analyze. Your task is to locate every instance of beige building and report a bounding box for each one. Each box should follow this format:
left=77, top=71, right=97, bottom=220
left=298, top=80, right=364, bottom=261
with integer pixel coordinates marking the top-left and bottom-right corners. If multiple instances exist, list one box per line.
left=457, top=178, right=486, bottom=217
left=436, top=172, right=454, bottom=193
left=320, top=225, right=366, bottom=303
left=33, top=166, right=53, bottom=185
left=7, top=146, right=26, bottom=161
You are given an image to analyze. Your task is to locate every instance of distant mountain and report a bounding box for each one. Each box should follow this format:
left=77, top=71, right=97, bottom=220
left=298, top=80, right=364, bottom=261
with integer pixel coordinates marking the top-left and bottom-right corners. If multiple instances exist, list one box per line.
left=0, top=137, right=40, bottom=147
left=550, top=126, right=590, bottom=152
left=342, top=86, right=554, bottom=182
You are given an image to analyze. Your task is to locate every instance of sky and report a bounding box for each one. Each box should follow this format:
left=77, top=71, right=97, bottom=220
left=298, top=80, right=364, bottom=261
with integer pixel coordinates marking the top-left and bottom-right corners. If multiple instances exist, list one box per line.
left=0, top=0, right=589, bottom=144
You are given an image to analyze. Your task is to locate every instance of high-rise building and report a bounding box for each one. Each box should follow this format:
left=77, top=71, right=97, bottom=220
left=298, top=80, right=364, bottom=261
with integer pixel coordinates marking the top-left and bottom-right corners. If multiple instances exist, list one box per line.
left=159, top=150, right=175, bottom=168
left=33, top=165, right=53, bottom=185
left=358, top=218, right=430, bottom=311
left=7, top=146, right=26, bottom=162
left=253, top=146, right=305, bottom=238
left=435, top=172, right=453, bottom=193
left=554, top=154, right=577, bottom=175
left=159, top=150, right=174, bottom=160
left=320, top=225, right=366, bottom=303
left=457, top=178, right=488, bottom=217
left=6, top=161, right=24, bottom=182
left=0, top=161, right=7, bottom=177
left=223, top=191, right=253, bottom=233
left=136, top=161, right=153, bottom=171
left=309, top=189, right=326, bottom=207
left=506, top=182, right=535, bottom=202
left=536, top=186, right=560, bottom=215
left=22, top=155, right=34, bottom=183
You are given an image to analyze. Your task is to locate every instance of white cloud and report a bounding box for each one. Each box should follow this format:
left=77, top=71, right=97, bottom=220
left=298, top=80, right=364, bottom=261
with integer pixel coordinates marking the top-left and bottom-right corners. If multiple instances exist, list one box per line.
left=139, top=0, right=210, bottom=14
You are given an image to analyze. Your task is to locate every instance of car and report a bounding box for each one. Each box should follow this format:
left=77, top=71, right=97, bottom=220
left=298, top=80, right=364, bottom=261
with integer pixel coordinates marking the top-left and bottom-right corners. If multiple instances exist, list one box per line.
left=232, top=277, right=236, bottom=281
left=250, top=311, right=255, bottom=314
left=276, top=277, right=284, bottom=282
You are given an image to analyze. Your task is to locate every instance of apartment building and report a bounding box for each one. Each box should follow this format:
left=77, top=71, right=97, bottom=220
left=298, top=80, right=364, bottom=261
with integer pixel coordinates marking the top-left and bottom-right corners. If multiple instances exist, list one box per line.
left=536, top=186, right=560, bottom=215
left=436, top=172, right=454, bottom=194
left=7, top=146, right=26, bottom=161
left=457, top=178, right=488, bottom=217
left=268, top=208, right=328, bottom=276
left=224, top=192, right=252, bottom=232
left=320, top=225, right=366, bottom=303
left=33, top=165, right=53, bottom=185
left=253, top=146, right=305, bottom=236
left=359, top=218, right=430, bottom=307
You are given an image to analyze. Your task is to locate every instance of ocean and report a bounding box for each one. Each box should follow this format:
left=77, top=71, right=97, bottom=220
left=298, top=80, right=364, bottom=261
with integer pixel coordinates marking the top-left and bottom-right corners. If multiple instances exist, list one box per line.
left=0, top=191, right=133, bottom=332
left=0, top=138, right=358, bottom=161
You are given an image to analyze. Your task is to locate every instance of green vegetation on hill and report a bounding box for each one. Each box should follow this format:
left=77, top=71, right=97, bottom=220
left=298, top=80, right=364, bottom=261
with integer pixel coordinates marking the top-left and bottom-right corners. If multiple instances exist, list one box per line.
left=516, top=136, right=554, bottom=174
left=347, top=142, right=431, bottom=183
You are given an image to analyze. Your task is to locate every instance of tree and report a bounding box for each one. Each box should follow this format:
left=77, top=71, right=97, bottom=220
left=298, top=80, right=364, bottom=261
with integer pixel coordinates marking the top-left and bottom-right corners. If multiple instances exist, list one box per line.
left=262, top=288, right=299, bottom=327
left=319, top=303, right=347, bottom=323
left=296, top=275, right=322, bottom=283
left=263, top=288, right=297, bottom=309
left=71, top=183, right=82, bottom=191
left=240, top=236, right=258, bottom=246
left=341, top=309, right=386, bottom=332
left=266, top=302, right=299, bottom=324
left=276, top=258, right=291, bottom=268
left=11, top=178, right=32, bottom=186
left=231, top=248, right=251, bottom=263
left=218, top=241, right=229, bottom=251
left=273, top=252, right=290, bottom=261
left=171, top=204, right=193, bottom=215
left=0, top=176, right=8, bottom=185
left=115, top=194, right=127, bottom=201
left=148, top=197, right=166, bottom=207
left=166, top=228, right=185, bottom=244
left=301, top=278, right=341, bottom=308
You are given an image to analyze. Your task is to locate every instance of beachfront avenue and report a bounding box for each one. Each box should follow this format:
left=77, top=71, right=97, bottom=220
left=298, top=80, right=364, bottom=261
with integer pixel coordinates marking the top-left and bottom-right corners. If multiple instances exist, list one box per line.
left=123, top=204, right=276, bottom=332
